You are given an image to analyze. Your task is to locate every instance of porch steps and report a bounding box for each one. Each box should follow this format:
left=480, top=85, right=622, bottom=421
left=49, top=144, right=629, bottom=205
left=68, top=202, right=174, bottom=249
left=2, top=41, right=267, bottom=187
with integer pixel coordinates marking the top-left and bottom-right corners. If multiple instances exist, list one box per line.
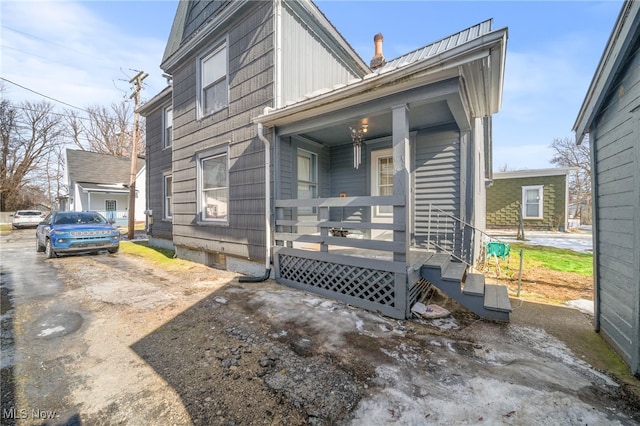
left=420, top=254, right=511, bottom=321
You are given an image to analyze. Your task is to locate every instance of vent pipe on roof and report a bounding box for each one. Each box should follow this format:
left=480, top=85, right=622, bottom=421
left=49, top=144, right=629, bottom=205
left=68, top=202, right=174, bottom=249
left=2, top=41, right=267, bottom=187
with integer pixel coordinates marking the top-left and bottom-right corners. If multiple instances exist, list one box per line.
left=370, top=33, right=386, bottom=69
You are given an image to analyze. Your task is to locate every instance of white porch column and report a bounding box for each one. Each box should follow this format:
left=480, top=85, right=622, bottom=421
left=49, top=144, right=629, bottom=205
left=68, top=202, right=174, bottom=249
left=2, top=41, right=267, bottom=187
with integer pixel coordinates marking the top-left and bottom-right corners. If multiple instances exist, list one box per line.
left=392, top=104, right=410, bottom=264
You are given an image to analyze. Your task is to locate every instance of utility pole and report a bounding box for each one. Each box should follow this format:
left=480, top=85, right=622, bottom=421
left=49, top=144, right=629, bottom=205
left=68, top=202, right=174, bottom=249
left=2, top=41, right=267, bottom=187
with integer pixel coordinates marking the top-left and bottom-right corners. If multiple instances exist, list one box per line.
left=128, top=70, right=148, bottom=240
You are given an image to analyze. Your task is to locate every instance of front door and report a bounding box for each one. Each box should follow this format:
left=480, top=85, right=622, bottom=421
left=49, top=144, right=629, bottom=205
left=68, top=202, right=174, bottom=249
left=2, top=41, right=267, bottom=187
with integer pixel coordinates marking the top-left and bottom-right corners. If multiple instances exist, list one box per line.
left=105, top=200, right=116, bottom=223
left=370, top=148, right=393, bottom=240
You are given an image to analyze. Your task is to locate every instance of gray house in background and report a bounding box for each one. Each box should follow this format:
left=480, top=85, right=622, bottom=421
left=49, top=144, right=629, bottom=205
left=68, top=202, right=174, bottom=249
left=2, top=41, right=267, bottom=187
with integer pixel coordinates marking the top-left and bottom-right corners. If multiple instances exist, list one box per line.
left=65, top=149, right=146, bottom=227
left=142, top=0, right=510, bottom=320
left=574, top=0, right=639, bottom=377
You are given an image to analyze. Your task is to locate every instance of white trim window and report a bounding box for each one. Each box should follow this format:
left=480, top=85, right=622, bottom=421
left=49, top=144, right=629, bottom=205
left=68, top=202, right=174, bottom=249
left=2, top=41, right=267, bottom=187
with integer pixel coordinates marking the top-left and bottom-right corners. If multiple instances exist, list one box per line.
left=163, top=174, right=173, bottom=220
left=297, top=149, right=317, bottom=215
left=371, top=148, right=393, bottom=217
left=198, top=148, right=229, bottom=222
left=198, top=40, right=228, bottom=117
left=163, top=106, right=173, bottom=149
left=522, top=185, right=544, bottom=219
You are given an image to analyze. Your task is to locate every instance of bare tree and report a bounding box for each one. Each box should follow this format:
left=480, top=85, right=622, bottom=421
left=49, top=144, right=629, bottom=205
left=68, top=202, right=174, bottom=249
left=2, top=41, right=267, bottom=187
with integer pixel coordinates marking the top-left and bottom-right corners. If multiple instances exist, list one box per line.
left=0, top=99, right=64, bottom=211
left=66, top=100, right=145, bottom=157
left=549, top=136, right=592, bottom=224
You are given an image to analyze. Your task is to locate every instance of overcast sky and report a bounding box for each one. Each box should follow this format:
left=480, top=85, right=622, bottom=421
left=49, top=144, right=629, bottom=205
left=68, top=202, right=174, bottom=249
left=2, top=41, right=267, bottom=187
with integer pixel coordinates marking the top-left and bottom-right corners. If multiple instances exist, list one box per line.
left=0, top=0, right=623, bottom=170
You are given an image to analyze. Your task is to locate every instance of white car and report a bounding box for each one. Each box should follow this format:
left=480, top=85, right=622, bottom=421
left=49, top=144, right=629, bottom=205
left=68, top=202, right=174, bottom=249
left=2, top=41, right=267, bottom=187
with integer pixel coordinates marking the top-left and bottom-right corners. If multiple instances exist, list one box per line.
left=11, top=210, right=46, bottom=229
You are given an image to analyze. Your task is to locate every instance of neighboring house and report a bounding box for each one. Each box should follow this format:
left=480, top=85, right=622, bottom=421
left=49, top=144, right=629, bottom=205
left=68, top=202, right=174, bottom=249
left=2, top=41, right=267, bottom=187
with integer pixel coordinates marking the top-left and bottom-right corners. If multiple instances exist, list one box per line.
left=142, top=1, right=509, bottom=320
left=486, top=168, right=574, bottom=231
left=573, top=0, right=640, bottom=377
left=65, top=149, right=146, bottom=227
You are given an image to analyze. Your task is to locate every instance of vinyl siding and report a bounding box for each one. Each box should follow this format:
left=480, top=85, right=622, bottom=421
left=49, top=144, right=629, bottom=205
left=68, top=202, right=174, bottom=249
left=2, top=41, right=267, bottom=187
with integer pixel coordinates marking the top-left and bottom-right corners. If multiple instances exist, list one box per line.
left=171, top=1, right=274, bottom=261
left=592, top=39, right=640, bottom=370
left=413, top=127, right=461, bottom=247
left=280, top=3, right=360, bottom=105
left=329, top=143, right=369, bottom=222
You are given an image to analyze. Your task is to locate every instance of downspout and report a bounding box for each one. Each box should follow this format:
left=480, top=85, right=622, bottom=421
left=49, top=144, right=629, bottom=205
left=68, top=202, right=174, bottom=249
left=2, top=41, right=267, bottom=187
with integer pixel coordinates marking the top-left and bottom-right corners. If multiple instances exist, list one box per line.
left=239, top=112, right=273, bottom=282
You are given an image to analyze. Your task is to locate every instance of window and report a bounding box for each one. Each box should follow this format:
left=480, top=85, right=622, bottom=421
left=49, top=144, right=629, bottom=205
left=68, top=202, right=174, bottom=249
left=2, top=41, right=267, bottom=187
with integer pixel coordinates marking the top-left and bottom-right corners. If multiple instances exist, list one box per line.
left=371, top=149, right=393, bottom=217
left=522, top=185, right=543, bottom=219
left=199, top=149, right=228, bottom=222
left=199, top=42, right=228, bottom=117
left=163, top=106, right=173, bottom=148
left=164, top=174, right=173, bottom=219
left=297, top=149, right=317, bottom=214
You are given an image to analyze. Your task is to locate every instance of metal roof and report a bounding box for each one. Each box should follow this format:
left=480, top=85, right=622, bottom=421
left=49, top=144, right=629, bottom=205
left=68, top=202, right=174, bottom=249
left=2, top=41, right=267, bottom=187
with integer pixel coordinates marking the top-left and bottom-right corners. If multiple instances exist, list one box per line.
left=375, top=19, right=493, bottom=75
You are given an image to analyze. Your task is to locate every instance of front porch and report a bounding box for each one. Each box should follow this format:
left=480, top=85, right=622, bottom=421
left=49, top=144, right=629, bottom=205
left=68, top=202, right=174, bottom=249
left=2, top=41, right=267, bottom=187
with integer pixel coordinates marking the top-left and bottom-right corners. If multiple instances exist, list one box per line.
left=273, top=196, right=511, bottom=321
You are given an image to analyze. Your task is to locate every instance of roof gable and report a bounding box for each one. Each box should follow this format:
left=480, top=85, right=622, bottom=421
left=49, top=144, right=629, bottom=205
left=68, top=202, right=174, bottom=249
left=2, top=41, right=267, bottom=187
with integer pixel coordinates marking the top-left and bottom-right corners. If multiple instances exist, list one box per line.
left=66, top=149, right=143, bottom=186
left=257, top=19, right=507, bottom=125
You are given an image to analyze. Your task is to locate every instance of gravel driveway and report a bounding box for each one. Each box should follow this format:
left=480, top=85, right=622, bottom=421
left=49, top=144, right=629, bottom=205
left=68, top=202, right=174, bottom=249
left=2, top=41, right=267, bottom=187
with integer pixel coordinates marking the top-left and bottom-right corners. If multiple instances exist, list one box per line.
left=2, top=234, right=639, bottom=425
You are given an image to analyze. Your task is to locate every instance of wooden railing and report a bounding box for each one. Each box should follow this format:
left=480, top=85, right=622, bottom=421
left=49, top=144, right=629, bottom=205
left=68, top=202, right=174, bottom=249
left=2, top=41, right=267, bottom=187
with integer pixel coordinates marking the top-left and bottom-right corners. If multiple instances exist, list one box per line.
left=274, top=195, right=408, bottom=261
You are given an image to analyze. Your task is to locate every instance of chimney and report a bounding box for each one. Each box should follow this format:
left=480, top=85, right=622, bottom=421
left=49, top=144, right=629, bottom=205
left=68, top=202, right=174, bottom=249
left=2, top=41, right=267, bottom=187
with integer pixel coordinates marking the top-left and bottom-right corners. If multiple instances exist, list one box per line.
left=370, top=33, right=386, bottom=69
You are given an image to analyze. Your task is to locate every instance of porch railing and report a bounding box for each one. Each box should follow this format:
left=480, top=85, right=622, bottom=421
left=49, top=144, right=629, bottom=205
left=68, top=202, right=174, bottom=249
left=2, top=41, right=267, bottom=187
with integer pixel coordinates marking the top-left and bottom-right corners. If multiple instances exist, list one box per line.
left=95, top=210, right=128, bottom=223
left=274, top=195, right=407, bottom=258
left=273, top=195, right=414, bottom=319
left=424, top=204, right=505, bottom=268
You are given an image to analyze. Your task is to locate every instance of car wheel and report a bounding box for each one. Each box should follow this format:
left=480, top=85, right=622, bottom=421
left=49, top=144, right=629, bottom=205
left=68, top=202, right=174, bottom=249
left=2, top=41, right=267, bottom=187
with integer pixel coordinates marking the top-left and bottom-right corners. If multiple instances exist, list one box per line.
left=45, top=239, right=57, bottom=259
left=108, top=247, right=119, bottom=254
left=36, top=238, right=45, bottom=252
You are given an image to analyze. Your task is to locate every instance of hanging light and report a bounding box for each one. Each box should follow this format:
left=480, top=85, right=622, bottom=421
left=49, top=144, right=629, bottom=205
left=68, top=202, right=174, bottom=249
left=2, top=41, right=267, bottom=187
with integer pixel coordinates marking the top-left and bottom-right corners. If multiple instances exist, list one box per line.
left=349, top=124, right=368, bottom=169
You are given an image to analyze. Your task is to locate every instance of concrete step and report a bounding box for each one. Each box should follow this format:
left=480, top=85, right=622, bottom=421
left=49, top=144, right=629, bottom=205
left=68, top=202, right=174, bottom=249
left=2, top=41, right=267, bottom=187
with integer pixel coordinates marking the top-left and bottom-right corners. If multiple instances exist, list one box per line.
left=463, top=273, right=485, bottom=296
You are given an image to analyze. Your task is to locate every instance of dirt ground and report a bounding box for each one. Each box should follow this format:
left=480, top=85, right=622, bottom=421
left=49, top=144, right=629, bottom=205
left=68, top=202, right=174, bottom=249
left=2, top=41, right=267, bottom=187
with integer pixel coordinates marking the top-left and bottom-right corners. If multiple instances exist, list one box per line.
left=4, top=237, right=640, bottom=425
left=491, top=267, right=593, bottom=304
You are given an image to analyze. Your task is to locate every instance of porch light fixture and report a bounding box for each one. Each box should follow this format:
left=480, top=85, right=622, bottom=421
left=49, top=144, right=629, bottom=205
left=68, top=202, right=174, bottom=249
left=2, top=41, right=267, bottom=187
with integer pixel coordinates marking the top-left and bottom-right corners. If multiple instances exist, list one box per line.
left=350, top=124, right=368, bottom=169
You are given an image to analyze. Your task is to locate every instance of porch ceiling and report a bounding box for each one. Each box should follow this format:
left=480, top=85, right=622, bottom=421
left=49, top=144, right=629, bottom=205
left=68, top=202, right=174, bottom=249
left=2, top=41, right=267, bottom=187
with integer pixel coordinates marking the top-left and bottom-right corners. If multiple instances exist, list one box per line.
left=299, top=100, right=455, bottom=146
left=278, top=78, right=467, bottom=147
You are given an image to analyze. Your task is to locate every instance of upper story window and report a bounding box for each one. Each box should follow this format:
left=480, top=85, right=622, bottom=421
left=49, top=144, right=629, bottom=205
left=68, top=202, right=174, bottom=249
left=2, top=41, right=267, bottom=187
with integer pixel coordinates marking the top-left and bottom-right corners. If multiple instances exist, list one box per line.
left=198, top=147, right=229, bottom=223
left=163, top=106, right=173, bottom=149
left=522, top=185, right=544, bottom=219
left=198, top=41, right=228, bottom=118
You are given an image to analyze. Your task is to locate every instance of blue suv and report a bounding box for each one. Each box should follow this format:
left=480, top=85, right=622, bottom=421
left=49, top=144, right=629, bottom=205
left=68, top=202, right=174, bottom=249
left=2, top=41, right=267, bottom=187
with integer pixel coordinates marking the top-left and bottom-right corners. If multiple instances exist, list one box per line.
left=36, top=211, right=120, bottom=258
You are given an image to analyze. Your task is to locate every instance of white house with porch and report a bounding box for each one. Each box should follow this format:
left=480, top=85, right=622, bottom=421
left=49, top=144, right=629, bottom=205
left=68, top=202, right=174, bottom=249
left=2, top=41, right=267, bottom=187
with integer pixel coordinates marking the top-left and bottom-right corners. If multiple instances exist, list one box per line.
left=65, top=149, right=146, bottom=227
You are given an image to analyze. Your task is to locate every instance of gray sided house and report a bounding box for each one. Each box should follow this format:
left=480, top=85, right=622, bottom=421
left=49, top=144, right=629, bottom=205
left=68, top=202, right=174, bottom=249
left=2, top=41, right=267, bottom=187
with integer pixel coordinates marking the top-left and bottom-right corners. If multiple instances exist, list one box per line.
left=139, top=86, right=174, bottom=250
left=486, top=168, right=572, bottom=231
left=143, top=0, right=510, bottom=320
left=574, top=0, right=640, bottom=377
left=65, top=149, right=146, bottom=227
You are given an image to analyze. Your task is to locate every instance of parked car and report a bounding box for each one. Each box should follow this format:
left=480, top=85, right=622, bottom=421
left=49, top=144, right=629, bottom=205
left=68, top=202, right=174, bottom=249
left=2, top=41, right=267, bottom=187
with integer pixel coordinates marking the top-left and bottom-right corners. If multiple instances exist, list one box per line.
left=11, top=210, right=46, bottom=229
left=36, top=211, right=120, bottom=258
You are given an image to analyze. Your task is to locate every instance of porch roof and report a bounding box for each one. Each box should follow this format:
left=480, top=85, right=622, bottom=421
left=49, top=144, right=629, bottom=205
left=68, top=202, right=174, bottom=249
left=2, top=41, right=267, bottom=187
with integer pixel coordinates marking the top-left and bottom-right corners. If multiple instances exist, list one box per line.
left=77, top=183, right=129, bottom=194
left=255, top=19, right=507, bottom=131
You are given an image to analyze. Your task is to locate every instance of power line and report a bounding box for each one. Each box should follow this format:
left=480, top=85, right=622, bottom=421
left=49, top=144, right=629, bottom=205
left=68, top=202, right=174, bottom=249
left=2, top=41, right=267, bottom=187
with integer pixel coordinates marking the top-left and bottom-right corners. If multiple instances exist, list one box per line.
left=1, top=77, right=89, bottom=113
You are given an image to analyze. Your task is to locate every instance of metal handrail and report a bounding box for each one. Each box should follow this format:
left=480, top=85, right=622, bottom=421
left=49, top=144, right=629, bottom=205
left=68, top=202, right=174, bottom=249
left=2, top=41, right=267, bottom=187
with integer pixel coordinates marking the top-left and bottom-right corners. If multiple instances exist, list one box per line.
left=426, top=204, right=508, bottom=268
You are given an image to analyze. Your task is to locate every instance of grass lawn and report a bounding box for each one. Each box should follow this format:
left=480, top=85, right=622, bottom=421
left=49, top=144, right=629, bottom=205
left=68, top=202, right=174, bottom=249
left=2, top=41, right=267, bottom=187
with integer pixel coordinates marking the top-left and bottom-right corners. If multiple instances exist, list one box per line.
left=506, top=243, right=593, bottom=276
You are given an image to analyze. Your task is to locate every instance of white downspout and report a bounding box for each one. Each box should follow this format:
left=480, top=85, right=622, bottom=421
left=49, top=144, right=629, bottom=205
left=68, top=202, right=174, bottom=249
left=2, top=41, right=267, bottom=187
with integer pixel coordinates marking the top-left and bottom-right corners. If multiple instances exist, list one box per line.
left=240, top=109, right=273, bottom=282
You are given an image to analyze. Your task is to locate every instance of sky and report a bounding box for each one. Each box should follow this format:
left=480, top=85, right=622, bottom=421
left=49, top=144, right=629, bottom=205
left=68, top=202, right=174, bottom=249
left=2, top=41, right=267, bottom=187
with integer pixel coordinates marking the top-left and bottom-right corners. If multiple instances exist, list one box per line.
left=0, top=0, right=624, bottom=171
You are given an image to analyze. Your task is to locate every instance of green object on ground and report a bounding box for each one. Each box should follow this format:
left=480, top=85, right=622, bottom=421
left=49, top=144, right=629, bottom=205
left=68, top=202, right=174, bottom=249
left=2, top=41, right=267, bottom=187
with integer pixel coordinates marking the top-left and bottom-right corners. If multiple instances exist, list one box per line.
left=487, top=241, right=510, bottom=260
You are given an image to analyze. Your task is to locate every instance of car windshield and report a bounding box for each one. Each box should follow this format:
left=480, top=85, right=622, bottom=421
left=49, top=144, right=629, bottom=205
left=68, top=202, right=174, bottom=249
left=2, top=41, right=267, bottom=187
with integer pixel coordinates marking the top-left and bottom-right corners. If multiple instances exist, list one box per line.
left=54, top=212, right=108, bottom=225
left=18, top=211, right=42, bottom=216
